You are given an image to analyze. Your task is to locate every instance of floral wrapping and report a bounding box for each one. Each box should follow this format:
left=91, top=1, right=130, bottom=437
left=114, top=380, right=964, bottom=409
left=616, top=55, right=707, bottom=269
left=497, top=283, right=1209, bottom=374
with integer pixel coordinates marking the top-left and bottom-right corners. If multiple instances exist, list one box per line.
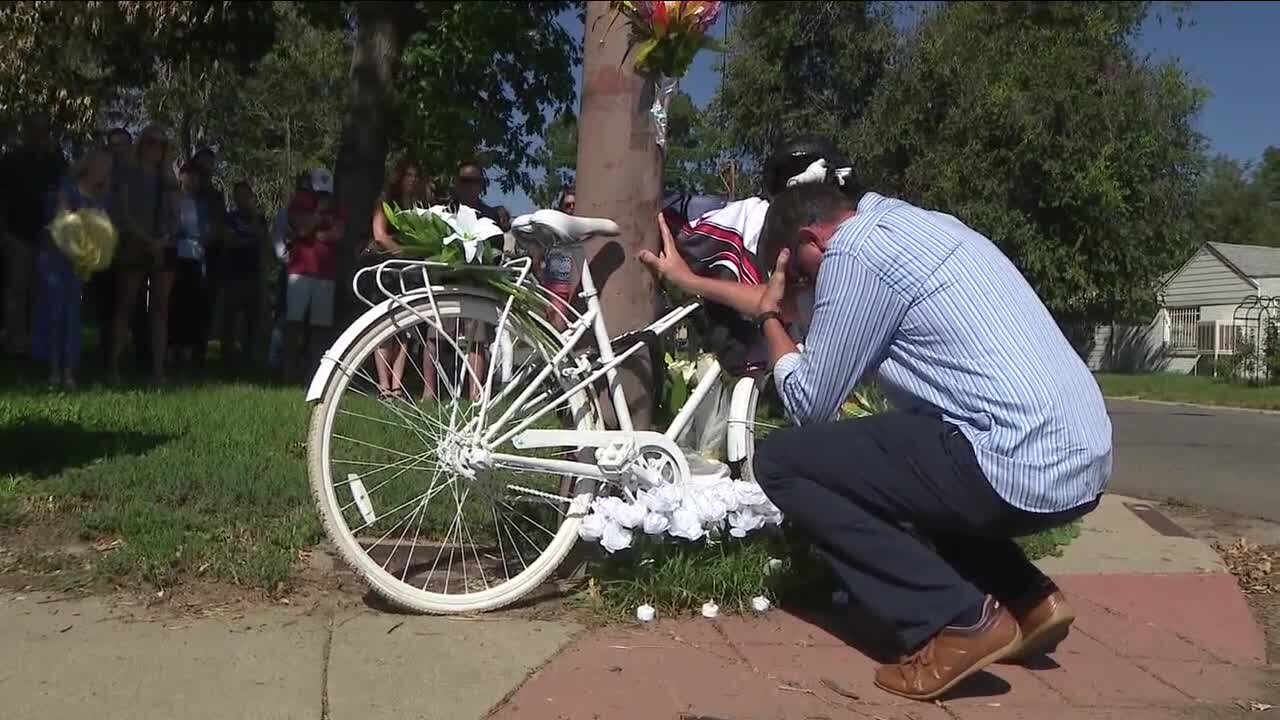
left=651, top=75, right=680, bottom=149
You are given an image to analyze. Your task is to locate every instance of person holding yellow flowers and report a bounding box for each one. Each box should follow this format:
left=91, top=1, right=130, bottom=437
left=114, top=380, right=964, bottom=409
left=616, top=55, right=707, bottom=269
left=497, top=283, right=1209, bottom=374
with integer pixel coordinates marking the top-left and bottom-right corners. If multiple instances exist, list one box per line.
left=32, top=148, right=117, bottom=390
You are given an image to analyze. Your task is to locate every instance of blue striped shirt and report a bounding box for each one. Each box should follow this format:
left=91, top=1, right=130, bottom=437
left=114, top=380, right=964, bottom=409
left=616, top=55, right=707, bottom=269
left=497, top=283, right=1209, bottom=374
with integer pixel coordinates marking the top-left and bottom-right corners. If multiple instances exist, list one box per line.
left=773, top=192, right=1112, bottom=513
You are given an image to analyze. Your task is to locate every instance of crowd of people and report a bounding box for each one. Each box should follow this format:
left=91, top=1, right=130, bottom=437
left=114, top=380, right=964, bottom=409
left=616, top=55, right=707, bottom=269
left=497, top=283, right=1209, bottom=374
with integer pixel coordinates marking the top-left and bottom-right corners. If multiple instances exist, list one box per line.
left=0, top=114, right=582, bottom=392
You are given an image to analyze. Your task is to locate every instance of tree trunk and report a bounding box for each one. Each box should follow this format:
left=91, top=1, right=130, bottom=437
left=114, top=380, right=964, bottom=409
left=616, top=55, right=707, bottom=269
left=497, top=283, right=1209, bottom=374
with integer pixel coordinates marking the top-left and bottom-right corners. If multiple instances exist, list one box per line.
left=575, top=0, right=664, bottom=431
left=332, top=1, right=410, bottom=324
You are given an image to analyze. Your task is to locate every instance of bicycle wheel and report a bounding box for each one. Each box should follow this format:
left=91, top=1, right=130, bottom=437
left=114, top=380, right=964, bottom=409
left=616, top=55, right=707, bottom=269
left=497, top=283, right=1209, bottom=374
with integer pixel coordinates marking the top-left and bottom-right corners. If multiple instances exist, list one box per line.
left=308, top=290, right=601, bottom=614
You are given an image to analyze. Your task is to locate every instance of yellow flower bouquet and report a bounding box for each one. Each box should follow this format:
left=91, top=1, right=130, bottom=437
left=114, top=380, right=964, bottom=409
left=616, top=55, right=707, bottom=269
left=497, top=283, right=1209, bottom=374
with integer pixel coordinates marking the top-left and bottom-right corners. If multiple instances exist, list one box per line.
left=48, top=208, right=118, bottom=280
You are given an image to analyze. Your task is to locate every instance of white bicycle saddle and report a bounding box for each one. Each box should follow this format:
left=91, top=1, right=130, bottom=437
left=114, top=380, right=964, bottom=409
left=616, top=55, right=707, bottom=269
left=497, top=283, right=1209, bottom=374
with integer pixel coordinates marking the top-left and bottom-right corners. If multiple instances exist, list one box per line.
left=510, top=209, right=620, bottom=247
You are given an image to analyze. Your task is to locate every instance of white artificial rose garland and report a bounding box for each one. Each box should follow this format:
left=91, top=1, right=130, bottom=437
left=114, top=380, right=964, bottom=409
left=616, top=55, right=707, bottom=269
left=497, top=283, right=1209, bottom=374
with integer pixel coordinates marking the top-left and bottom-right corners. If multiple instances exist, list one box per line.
left=577, top=472, right=785, bottom=553
left=574, top=350, right=786, bottom=553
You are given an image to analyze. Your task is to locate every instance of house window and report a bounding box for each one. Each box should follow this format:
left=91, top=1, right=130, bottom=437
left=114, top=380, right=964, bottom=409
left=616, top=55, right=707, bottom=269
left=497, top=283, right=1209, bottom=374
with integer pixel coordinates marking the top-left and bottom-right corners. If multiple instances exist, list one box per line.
left=1168, top=307, right=1199, bottom=351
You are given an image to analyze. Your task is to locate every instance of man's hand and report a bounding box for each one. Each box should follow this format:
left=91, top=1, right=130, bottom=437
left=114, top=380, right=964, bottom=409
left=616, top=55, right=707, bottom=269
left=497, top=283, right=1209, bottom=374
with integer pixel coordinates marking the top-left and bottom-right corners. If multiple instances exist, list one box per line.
left=755, top=248, right=790, bottom=318
left=638, top=212, right=696, bottom=289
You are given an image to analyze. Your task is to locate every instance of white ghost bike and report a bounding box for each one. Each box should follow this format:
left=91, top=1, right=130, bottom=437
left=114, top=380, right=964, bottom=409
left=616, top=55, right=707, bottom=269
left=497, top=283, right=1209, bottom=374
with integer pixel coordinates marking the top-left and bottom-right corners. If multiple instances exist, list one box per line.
left=305, top=209, right=774, bottom=614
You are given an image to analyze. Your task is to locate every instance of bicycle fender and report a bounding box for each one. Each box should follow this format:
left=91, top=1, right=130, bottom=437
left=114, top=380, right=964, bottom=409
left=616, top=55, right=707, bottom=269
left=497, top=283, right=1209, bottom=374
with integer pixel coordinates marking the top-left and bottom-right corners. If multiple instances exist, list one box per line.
left=725, top=375, right=758, bottom=464
left=304, top=285, right=504, bottom=404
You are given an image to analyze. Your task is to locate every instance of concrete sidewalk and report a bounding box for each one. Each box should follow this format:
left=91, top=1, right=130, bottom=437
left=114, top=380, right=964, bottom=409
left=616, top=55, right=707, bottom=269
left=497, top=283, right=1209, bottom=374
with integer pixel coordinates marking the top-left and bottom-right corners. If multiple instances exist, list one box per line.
left=0, top=494, right=1273, bottom=720
left=0, top=594, right=580, bottom=720
left=490, top=495, right=1276, bottom=719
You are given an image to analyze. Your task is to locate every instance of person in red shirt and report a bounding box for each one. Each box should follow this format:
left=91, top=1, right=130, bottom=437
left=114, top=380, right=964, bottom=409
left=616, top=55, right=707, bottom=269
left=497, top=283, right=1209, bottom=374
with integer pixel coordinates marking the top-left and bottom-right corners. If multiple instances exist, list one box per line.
left=283, top=167, right=346, bottom=382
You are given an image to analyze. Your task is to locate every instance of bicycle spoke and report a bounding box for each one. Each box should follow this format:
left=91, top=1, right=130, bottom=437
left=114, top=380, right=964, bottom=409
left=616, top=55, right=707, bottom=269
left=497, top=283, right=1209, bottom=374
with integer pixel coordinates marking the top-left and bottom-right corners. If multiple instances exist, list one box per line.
left=317, top=288, right=604, bottom=608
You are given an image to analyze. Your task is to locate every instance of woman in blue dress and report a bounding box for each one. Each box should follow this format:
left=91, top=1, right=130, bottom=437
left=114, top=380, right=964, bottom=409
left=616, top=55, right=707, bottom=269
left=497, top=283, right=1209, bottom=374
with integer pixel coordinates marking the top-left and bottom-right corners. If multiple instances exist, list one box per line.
left=32, top=148, right=113, bottom=390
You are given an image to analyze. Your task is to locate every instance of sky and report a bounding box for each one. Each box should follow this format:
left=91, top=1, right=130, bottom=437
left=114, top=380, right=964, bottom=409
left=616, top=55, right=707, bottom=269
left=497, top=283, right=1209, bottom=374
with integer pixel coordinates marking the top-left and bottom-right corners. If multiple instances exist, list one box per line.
left=490, top=1, right=1280, bottom=215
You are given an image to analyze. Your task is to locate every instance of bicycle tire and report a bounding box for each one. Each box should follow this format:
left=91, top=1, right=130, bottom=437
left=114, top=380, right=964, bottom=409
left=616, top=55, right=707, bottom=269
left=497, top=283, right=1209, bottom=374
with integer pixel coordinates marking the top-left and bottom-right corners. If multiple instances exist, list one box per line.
left=307, top=291, right=601, bottom=614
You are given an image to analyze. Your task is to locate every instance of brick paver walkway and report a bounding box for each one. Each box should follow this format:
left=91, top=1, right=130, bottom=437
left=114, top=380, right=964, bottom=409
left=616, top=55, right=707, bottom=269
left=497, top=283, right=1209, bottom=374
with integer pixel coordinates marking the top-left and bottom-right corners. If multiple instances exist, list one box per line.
left=490, top=573, right=1275, bottom=719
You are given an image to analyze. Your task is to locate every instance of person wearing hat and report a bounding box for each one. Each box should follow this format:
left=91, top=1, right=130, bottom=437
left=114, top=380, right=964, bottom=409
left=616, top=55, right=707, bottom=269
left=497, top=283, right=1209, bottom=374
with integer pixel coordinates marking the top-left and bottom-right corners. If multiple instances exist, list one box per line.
left=282, top=167, right=346, bottom=382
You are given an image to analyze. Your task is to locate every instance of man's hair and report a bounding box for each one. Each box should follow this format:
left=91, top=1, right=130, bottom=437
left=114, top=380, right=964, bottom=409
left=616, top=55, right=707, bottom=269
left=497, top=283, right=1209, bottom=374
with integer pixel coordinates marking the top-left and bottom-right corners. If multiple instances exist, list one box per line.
left=759, top=183, right=855, bottom=275
left=456, top=159, right=485, bottom=175
left=106, top=127, right=131, bottom=144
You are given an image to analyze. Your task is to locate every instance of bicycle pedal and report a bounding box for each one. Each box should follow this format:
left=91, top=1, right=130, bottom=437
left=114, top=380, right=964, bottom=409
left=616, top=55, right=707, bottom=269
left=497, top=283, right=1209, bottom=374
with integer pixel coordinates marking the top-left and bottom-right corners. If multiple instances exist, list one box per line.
left=595, top=438, right=638, bottom=476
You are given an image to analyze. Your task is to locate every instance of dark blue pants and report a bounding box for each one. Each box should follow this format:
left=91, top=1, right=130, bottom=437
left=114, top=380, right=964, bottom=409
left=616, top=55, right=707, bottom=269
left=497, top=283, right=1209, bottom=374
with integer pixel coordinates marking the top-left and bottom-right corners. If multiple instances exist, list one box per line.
left=754, top=411, right=1098, bottom=652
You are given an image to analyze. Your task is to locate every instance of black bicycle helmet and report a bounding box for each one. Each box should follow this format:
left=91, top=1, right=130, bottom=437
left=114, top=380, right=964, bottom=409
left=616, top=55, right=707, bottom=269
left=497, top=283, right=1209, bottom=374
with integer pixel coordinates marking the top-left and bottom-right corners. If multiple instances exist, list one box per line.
left=762, top=135, right=853, bottom=197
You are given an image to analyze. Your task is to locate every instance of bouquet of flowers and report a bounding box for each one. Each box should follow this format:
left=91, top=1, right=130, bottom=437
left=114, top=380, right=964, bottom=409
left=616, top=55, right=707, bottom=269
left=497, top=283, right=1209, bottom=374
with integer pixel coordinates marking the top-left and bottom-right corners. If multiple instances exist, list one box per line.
left=381, top=202, right=558, bottom=347
left=610, top=1, right=724, bottom=78
left=608, top=1, right=725, bottom=148
left=48, top=208, right=118, bottom=280
left=382, top=203, right=503, bottom=265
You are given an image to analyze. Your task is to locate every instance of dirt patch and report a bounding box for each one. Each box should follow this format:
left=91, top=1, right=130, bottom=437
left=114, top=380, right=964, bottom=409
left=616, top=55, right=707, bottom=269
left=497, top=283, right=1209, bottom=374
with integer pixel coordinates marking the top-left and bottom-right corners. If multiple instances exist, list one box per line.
left=1, top=531, right=598, bottom=626
left=1159, top=501, right=1280, bottom=665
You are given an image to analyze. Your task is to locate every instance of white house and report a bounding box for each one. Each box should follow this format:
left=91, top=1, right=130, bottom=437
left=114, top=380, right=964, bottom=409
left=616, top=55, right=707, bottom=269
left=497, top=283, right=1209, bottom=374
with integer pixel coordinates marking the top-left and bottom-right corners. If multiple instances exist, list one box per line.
left=1157, top=241, right=1280, bottom=365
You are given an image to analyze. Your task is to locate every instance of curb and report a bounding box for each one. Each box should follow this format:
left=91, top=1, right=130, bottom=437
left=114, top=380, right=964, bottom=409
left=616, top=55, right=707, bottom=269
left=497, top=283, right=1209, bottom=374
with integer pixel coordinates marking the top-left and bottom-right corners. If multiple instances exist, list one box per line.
left=1105, top=395, right=1280, bottom=416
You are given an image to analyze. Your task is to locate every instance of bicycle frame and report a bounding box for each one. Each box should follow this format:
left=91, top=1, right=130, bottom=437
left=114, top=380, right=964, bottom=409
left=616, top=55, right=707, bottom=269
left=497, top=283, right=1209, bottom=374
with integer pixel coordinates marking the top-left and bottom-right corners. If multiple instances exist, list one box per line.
left=345, top=254, right=728, bottom=485
left=482, top=255, right=727, bottom=485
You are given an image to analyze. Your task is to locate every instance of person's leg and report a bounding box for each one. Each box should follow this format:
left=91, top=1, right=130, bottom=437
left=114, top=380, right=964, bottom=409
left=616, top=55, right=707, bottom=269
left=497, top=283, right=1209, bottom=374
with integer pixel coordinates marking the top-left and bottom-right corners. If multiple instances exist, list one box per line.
left=190, top=263, right=211, bottom=370
left=753, top=413, right=992, bottom=651
left=149, top=269, right=175, bottom=385
left=111, top=270, right=143, bottom=381
left=63, top=271, right=83, bottom=388
left=753, top=412, right=1035, bottom=700
left=283, top=275, right=312, bottom=382
left=132, top=275, right=151, bottom=370
left=421, top=335, right=438, bottom=402
left=168, top=261, right=193, bottom=372
left=304, top=279, right=336, bottom=382
left=243, top=278, right=262, bottom=367
left=92, top=266, right=116, bottom=371
left=3, top=235, right=34, bottom=356
left=30, top=244, right=59, bottom=382
left=391, top=339, right=408, bottom=392
left=219, top=273, right=238, bottom=364
left=374, top=342, right=396, bottom=394
left=930, top=495, right=1099, bottom=662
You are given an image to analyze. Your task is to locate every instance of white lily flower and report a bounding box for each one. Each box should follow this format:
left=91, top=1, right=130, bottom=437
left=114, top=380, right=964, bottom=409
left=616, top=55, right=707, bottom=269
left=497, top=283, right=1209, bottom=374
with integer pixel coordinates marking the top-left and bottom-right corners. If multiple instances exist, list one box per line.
left=440, top=204, right=502, bottom=263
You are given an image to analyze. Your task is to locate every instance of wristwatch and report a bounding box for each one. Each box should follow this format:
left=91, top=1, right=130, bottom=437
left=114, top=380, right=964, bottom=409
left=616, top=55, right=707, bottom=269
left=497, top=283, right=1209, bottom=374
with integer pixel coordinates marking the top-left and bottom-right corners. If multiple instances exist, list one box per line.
left=755, top=310, right=783, bottom=330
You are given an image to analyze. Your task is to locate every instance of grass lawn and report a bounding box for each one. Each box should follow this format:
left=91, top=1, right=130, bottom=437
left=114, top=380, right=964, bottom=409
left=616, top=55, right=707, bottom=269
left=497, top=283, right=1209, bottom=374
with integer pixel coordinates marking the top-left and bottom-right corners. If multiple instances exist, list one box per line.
left=1, top=377, right=318, bottom=590
left=1095, top=373, right=1280, bottom=411
left=2, top=369, right=1081, bottom=613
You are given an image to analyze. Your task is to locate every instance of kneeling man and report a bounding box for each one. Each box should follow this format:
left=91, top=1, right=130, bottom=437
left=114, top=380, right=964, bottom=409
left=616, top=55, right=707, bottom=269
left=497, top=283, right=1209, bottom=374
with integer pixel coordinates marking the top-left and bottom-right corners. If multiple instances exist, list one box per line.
left=640, top=182, right=1112, bottom=701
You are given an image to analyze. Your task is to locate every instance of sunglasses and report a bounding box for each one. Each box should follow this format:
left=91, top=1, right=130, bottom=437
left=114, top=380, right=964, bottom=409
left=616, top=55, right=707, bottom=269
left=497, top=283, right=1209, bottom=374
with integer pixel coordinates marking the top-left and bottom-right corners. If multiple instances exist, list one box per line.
left=457, top=176, right=484, bottom=185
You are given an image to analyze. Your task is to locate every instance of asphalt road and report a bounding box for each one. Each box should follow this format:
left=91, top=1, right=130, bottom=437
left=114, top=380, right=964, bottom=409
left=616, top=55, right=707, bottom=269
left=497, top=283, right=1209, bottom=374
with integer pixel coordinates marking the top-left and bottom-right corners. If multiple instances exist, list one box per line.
left=1107, top=399, right=1280, bottom=521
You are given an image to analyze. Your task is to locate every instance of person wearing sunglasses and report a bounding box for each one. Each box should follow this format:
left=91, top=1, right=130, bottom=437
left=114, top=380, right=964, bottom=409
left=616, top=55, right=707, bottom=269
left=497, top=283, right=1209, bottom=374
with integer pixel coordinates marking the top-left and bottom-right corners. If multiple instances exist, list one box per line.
left=449, top=160, right=505, bottom=243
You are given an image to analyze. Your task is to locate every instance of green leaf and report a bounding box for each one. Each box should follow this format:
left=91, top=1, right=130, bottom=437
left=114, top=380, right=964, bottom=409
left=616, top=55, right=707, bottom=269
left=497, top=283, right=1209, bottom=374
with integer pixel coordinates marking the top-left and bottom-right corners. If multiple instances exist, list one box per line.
left=631, top=37, right=661, bottom=72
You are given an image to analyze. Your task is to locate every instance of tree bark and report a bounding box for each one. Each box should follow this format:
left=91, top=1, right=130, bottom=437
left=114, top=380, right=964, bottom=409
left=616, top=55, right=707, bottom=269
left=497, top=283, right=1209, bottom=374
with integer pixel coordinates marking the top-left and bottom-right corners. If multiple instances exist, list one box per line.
left=575, top=1, right=664, bottom=430
left=332, top=1, right=411, bottom=323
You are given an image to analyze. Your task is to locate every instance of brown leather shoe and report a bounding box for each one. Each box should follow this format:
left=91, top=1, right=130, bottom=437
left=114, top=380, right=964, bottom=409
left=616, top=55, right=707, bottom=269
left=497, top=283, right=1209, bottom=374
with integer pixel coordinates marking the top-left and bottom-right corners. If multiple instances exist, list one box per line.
left=1001, top=589, right=1075, bottom=663
left=874, top=596, right=1022, bottom=701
